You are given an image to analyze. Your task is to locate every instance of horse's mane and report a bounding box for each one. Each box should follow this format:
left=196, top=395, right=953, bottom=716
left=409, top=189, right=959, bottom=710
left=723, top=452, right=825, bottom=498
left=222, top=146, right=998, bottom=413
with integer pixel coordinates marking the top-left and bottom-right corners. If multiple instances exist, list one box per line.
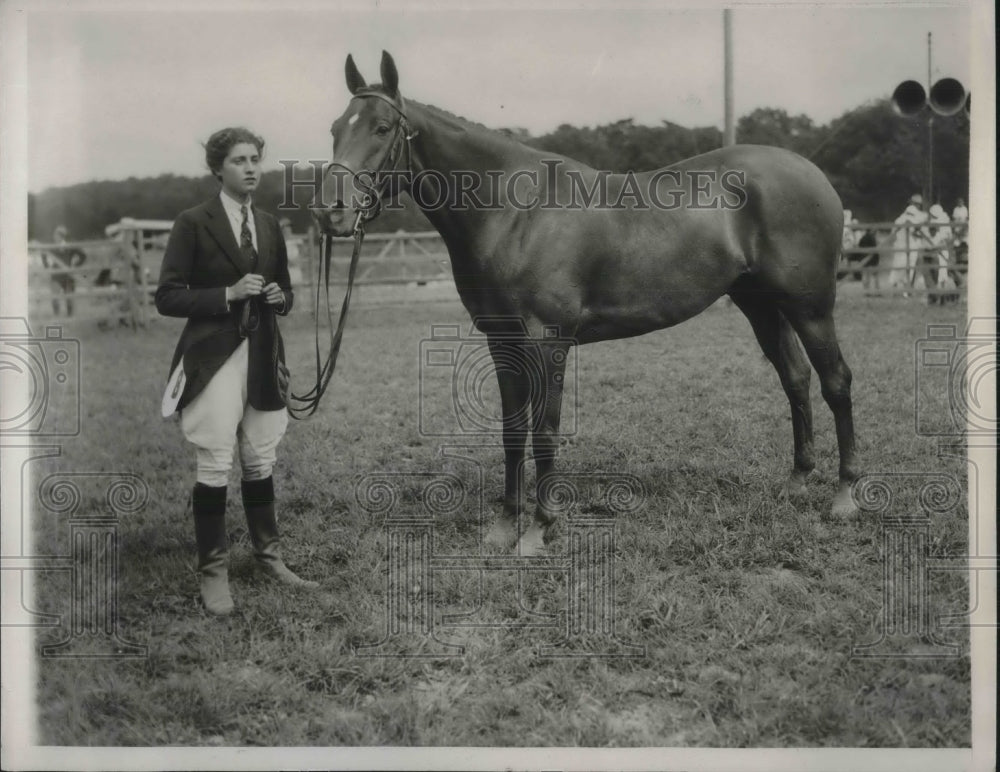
left=353, top=82, right=540, bottom=156
left=409, top=99, right=535, bottom=152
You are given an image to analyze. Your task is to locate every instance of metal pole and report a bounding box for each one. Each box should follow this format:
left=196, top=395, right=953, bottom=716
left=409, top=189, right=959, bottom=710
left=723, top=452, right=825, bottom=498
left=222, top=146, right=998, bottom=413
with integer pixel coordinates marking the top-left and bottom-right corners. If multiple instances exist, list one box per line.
left=926, top=32, right=933, bottom=203
left=927, top=32, right=932, bottom=95
left=927, top=115, right=934, bottom=206
left=723, top=10, right=735, bottom=147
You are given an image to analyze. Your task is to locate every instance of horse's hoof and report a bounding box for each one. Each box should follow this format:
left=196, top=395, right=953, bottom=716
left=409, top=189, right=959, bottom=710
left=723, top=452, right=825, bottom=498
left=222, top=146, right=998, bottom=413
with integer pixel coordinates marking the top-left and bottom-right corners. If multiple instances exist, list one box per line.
left=781, top=471, right=810, bottom=499
left=517, top=524, right=546, bottom=557
left=485, top=518, right=517, bottom=549
left=829, top=483, right=859, bottom=519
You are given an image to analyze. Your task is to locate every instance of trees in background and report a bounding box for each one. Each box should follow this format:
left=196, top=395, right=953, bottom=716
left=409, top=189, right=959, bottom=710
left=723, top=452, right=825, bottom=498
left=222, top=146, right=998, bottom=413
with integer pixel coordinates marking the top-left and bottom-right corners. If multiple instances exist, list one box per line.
left=812, top=100, right=970, bottom=220
left=28, top=98, right=968, bottom=239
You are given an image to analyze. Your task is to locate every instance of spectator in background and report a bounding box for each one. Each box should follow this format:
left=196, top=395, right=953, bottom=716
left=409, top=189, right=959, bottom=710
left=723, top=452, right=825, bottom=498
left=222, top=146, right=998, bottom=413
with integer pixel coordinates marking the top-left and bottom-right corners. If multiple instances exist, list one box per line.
left=858, top=228, right=882, bottom=296
left=951, top=197, right=968, bottom=228
left=841, top=209, right=857, bottom=251
left=42, top=225, right=86, bottom=317
left=923, top=204, right=952, bottom=305
left=889, top=194, right=929, bottom=293
left=839, top=209, right=860, bottom=281
left=949, top=197, right=969, bottom=294
left=951, top=198, right=968, bottom=257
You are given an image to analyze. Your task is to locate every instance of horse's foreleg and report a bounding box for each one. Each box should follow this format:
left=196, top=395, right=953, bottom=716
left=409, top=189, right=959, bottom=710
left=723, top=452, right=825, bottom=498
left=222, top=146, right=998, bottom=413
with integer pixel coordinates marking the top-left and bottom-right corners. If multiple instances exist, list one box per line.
left=519, top=340, right=570, bottom=556
left=485, top=337, right=531, bottom=548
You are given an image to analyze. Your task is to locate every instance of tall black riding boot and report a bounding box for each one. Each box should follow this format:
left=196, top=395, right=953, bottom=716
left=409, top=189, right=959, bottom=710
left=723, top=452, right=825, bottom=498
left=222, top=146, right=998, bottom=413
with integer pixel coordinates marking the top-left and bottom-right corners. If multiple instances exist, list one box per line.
left=242, top=476, right=318, bottom=589
left=192, top=482, right=234, bottom=615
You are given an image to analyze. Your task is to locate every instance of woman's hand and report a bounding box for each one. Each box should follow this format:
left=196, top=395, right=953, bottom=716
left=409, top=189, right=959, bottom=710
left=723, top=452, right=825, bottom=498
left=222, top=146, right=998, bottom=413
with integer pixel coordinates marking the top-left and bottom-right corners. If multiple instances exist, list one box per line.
left=262, top=282, right=285, bottom=307
left=228, top=273, right=264, bottom=301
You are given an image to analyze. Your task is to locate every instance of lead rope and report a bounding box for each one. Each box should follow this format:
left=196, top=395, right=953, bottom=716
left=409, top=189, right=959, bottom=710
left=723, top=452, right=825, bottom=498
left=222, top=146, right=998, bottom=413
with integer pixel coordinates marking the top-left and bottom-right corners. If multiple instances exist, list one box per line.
left=277, top=210, right=366, bottom=419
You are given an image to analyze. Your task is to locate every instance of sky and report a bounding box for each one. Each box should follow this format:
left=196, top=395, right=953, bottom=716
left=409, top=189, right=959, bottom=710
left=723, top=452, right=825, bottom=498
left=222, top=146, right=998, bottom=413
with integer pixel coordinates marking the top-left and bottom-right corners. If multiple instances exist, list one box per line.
left=21, top=0, right=974, bottom=192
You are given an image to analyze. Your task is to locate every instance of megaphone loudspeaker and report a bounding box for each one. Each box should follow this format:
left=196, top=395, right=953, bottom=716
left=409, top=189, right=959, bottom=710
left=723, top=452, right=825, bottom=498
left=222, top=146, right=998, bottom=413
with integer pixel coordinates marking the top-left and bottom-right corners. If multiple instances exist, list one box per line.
left=929, top=77, right=966, bottom=117
left=892, top=80, right=927, bottom=117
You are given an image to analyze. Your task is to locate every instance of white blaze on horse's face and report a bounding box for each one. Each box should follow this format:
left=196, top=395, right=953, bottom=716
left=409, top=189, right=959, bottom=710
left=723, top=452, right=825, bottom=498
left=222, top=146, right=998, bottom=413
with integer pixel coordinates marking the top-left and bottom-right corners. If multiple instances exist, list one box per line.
left=316, top=96, right=401, bottom=236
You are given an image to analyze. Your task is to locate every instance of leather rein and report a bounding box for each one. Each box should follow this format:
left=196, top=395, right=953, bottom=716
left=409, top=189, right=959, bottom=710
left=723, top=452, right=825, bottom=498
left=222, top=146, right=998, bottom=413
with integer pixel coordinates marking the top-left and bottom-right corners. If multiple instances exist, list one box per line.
left=284, top=90, right=418, bottom=419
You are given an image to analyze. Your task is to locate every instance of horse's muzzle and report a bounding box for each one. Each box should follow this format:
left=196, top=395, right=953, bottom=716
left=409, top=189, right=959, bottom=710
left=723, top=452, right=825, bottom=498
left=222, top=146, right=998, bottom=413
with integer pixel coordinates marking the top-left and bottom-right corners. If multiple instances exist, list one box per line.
left=312, top=204, right=356, bottom=238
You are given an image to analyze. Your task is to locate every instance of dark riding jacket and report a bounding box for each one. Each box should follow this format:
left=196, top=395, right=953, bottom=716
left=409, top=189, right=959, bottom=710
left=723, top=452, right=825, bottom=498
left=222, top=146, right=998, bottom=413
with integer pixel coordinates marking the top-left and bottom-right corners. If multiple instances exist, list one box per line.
left=155, top=196, right=293, bottom=412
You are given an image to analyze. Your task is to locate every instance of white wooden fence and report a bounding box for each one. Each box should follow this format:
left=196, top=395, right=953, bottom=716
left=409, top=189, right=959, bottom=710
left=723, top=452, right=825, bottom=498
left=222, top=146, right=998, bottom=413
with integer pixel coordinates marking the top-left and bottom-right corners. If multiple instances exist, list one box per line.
left=299, top=229, right=451, bottom=286
left=27, top=219, right=162, bottom=327
left=27, top=222, right=454, bottom=326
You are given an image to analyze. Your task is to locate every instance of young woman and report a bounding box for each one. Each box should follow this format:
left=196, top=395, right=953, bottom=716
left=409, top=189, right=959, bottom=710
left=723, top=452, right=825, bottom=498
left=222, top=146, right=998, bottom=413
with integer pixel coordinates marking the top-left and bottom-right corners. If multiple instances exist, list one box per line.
left=156, top=127, right=316, bottom=615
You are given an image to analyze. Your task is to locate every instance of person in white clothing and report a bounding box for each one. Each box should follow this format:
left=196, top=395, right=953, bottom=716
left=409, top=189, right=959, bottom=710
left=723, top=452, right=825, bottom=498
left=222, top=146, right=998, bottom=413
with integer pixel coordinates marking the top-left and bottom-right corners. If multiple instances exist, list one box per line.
left=889, top=194, right=929, bottom=291
left=951, top=197, right=968, bottom=257
left=923, top=204, right=952, bottom=303
left=948, top=197, right=968, bottom=292
left=951, top=197, right=968, bottom=227
left=841, top=209, right=857, bottom=251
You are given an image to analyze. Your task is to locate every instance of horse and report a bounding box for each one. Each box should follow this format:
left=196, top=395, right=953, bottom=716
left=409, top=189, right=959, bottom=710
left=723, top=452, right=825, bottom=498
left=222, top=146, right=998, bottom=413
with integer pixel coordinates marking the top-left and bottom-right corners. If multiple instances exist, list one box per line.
left=312, top=51, right=859, bottom=555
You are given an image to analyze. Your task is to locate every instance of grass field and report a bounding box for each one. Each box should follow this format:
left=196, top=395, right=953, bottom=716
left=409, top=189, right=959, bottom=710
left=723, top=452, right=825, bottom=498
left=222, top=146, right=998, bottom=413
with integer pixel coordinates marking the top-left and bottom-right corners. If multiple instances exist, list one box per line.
left=29, top=287, right=971, bottom=747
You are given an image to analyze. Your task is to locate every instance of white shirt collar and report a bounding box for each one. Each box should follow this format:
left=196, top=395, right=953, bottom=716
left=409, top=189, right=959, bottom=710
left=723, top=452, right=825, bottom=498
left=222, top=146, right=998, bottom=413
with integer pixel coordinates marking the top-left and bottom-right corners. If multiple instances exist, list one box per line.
left=219, top=190, right=257, bottom=250
left=219, top=190, right=252, bottom=218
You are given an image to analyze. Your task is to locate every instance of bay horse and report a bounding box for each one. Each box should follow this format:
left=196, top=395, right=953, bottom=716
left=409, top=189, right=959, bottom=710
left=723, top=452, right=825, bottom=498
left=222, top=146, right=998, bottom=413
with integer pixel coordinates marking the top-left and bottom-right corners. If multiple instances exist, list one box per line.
left=313, top=52, right=859, bottom=555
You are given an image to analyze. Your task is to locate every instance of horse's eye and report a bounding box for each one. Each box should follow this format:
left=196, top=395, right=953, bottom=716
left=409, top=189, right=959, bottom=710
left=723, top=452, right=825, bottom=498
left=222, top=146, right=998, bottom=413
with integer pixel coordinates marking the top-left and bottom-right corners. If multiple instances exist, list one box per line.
left=375, top=125, right=391, bottom=137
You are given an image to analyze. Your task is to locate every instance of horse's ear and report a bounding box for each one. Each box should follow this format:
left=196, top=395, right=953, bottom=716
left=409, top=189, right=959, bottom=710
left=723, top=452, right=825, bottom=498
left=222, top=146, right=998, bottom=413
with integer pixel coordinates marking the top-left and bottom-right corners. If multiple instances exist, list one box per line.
left=380, top=50, right=399, bottom=98
left=345, top=54, right=366, bottom=95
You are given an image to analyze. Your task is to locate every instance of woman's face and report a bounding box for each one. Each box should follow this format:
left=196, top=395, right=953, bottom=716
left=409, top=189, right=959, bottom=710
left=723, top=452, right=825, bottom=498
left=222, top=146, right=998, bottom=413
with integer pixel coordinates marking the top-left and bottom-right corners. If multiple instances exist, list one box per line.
left=219, top=142, right=261, bottom=201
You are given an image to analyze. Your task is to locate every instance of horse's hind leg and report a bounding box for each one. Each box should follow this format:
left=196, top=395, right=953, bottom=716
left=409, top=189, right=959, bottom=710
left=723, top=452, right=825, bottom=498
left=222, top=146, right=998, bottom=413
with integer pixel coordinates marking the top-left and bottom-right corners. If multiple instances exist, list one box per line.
left=730, top=293, right=816, bottom=496
left=783, top=311, right=860, bottom=518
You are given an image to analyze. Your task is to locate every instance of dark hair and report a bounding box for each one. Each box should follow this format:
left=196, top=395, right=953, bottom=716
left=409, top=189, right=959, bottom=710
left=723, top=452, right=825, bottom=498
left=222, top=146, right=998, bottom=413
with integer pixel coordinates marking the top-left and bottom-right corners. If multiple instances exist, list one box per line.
left=203, top=127, right=265, bottom=178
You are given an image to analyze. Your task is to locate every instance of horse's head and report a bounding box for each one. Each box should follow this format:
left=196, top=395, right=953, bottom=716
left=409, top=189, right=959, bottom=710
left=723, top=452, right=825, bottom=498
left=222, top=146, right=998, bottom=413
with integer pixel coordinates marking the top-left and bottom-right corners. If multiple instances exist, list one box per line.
left=312, top=51, right=415, bottom=236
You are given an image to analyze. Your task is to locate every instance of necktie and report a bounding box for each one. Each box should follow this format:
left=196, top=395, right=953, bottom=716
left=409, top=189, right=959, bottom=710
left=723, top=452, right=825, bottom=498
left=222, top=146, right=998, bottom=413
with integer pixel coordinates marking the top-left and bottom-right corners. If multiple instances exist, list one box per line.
left=240, top=205, right=257, bottom=267
left=239, top=204, right=260, bottom=336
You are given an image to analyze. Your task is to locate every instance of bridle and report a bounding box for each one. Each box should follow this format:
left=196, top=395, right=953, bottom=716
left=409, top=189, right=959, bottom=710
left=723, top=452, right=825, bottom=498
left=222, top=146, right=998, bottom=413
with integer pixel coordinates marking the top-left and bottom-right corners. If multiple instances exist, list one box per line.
left=325, top=89, right=419, bottom=225
left=285, top=90, right=418, bottom=419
